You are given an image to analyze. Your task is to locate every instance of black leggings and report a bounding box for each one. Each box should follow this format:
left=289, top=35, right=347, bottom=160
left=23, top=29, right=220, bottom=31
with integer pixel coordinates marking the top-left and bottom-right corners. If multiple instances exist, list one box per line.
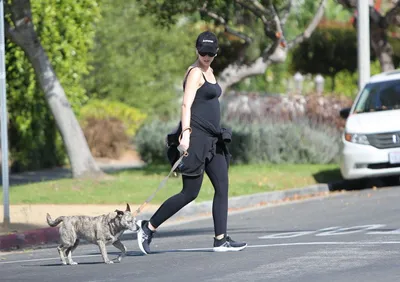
left=149, top=152, right=229, bottom=236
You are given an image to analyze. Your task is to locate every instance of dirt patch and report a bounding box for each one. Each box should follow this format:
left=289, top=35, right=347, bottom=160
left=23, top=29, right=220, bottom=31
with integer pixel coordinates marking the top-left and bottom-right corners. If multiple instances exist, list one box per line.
left=95, top=148, right=144, bottom=165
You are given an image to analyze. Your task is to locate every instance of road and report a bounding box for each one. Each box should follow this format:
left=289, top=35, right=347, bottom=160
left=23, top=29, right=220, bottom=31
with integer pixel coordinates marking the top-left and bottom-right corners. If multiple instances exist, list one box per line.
left=1, top=186, right=400, bottom=282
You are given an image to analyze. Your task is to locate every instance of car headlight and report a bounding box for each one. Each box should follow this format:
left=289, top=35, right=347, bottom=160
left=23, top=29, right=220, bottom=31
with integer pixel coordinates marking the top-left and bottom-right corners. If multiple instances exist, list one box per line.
left=344, top=133, right=370, bottom=145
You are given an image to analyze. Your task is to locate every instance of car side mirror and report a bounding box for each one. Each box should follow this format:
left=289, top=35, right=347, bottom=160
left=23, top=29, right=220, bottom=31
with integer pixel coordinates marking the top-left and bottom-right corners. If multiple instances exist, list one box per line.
left=340, top=107, right=351, bottom=119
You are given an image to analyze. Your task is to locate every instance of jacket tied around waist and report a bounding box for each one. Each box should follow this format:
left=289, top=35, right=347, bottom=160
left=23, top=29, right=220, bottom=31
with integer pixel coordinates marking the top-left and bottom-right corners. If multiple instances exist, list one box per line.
left=166, top=116, right=232, bottom=176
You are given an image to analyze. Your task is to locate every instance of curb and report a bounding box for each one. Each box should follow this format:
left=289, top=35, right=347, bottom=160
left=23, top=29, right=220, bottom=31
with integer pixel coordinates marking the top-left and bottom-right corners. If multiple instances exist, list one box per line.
left=172, top=184, right=330, bottom=218
left=0, top=184, right=330, bottom=251
left=0, top=227, right=59, bottom=251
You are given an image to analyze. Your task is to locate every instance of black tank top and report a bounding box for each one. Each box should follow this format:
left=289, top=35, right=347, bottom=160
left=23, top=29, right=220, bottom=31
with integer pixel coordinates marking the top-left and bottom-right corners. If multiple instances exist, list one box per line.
left=183, top=68, right=222, bottom=129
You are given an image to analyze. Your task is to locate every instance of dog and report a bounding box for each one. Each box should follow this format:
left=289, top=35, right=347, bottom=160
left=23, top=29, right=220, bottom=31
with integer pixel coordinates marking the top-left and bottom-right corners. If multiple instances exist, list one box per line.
left=46, top=203, right=137, bottom=265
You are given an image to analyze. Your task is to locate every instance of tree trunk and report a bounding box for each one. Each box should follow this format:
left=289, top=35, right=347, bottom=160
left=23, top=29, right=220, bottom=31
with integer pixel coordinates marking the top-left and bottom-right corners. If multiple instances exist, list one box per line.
left=337, top=0, right=397, bottom=72
left=6, top=0, right=104, bottom=178
left=26, top=43, right=103, bottom=178
left=370, top=28, right=395, bottom=72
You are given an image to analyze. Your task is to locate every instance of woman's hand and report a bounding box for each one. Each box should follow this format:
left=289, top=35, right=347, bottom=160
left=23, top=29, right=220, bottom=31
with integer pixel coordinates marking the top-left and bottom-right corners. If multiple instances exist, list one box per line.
left=178, top=131, right=190, bottom=154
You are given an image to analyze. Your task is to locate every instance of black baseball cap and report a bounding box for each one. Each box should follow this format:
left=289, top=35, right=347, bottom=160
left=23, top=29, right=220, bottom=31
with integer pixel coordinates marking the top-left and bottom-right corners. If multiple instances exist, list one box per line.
left=196, top=31, right=219, bottom=54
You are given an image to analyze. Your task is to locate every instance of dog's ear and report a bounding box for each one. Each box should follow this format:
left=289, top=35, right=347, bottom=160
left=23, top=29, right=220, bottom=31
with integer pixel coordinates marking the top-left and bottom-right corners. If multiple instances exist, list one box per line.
left=115, top=209, right=124, bottom=216
left=126, top=203, right=131, bottom=212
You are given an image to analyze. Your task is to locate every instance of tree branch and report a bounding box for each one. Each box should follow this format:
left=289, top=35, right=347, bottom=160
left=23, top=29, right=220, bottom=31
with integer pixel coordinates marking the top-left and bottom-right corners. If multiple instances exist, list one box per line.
left=269, top=3, right=284, bottom=40
left=287, top=0, right=327, bottom=50
left=384, top=1, right=400, bottom=26
left=235, top=0, right=279, bottom=40
left=281, top=0, right=295, bottom=25
left=199, top=7, right=253, bottom=44
left=235, top=0, right=269, bottom=26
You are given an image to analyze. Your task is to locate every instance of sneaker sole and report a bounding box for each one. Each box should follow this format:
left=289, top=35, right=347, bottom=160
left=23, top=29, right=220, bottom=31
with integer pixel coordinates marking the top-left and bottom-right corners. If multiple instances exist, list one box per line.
left=136, top=220, right=148, bottom=255
left=213, top=244, right=247, bottom=252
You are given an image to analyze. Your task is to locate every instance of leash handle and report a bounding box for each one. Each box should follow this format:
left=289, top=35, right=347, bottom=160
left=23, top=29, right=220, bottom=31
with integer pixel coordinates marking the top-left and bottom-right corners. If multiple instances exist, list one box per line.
left=177, top=127, right=191, bottom=156
left=133, top=152, right=186, bottom=217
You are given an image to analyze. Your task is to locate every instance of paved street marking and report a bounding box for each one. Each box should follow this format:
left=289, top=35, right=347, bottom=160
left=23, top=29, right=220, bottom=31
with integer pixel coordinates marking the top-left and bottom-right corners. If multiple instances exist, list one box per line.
left=316, top=225, right=385, bottom=236
left=259, top=224, right=389, bottom=239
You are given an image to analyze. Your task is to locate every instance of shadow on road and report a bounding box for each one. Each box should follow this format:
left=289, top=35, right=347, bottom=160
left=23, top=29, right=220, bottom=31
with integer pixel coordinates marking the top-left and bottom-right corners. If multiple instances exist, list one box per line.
left=313, top=168, right=400, bottom=191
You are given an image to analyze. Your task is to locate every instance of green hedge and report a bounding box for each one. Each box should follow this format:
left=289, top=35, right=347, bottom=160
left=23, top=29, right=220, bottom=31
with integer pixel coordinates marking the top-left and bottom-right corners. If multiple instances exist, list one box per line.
left=290, top=25, right=358, bottom=78
left=6, top=1, right=101, bottom=172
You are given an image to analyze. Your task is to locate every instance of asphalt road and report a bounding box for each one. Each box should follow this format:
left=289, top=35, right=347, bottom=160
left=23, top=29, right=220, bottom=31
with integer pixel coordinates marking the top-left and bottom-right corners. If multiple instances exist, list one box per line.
left=1, top=187, right=400, bottom=282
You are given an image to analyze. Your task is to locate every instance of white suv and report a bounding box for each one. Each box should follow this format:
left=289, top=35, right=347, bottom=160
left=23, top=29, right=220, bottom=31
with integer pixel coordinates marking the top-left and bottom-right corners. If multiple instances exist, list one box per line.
left=340, top=69, right=400, bottom=180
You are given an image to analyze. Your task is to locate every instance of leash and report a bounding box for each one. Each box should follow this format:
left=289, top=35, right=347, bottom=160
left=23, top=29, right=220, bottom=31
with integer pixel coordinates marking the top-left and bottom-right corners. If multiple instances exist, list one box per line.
left=132, top=151, right=187, bottom=217
left=133, top=127, right=191, bottom=217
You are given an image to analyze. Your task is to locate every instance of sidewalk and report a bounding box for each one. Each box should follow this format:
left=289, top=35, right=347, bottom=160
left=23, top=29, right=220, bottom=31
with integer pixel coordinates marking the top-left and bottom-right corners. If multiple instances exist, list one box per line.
left=3, top=160, right=145, bottom=186
left=0, top=183, right=332, bottom=251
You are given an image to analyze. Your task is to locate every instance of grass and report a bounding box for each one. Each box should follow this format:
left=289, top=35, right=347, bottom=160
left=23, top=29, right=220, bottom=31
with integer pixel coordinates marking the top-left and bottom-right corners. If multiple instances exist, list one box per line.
left=0, top=164, right=342, bottom=205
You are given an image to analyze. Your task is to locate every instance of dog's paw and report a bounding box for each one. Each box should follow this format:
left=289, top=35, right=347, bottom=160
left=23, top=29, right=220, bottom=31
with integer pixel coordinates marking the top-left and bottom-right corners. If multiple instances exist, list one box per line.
left=105, top=260, right=114, bottom=264
left=69, top=261, right=78, bottom=266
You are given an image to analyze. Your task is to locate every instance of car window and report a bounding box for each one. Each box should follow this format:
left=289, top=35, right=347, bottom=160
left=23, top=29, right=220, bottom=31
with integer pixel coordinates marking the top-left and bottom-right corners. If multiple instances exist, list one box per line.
left=354, top=79, right=400, bottom=113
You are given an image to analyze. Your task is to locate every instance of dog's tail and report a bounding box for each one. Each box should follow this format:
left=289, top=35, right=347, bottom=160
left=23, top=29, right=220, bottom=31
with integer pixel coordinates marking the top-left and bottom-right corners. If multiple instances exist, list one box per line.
left=46, top=213, right=64, bottom=227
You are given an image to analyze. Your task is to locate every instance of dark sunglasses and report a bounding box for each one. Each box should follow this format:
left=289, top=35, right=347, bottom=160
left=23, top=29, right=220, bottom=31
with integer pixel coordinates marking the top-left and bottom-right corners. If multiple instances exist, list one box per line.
left=198, top=51, right=217, bottom=57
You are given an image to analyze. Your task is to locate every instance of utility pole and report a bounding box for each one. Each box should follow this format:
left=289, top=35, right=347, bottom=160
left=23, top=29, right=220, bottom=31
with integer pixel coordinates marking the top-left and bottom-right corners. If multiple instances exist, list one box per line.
left=0, top=0, right=10, bottom=227
left=357, top=0, right=371, bottom=90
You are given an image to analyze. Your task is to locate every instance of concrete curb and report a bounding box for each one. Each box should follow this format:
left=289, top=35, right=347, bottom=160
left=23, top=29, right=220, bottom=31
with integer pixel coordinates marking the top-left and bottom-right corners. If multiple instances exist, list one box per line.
left=0, top=227, right=59, bottom=251
left=0, top=184, right=330, bottom=251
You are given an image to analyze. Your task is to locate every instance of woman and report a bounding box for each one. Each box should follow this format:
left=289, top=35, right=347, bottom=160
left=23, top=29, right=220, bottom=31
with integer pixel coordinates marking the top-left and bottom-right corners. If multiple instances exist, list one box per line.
left=136, top=31, right=247, bottom=254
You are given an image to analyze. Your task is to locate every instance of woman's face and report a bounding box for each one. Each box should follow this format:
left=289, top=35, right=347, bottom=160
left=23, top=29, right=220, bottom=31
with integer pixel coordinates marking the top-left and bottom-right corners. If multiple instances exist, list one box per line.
left=197, top=49, right=217, bottom=66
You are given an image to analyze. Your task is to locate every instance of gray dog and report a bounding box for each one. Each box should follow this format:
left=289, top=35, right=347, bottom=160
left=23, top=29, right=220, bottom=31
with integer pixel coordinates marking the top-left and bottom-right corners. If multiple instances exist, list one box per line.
left=46, top=203, right=137, bottom=265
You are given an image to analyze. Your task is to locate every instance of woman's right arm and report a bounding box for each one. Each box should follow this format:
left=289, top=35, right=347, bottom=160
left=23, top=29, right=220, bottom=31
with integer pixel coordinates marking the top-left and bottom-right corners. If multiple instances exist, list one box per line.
left=178, top=68, right=202, bottom=153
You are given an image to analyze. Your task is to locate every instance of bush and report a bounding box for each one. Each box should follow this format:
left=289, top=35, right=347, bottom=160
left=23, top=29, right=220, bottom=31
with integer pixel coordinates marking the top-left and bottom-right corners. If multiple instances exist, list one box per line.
left=226, top=119, right=341, bottom=165
left=79, top=99, right=147, bottom=137
left=134, top=119, right=179, bottom=164
left=83, top=118, right=130, bottom=159
left=222, top=92, right=353, bottom=131
left=135, top=117, right=341, bottom=166
left=331, top=60, right=382, bottom=97
left=290, top=24, right=358, bottom=78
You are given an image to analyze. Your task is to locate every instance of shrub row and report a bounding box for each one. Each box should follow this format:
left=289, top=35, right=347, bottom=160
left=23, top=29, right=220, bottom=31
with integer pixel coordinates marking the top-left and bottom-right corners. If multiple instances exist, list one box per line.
left=134, top=117, right=341, bottom=165
left=221, top=92, right=353, bottom=131
left=226, top=119, right=340, bottom=164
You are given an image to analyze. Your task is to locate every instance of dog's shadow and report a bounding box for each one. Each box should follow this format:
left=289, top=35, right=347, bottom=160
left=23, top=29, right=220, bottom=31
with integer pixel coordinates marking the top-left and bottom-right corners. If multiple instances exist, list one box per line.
left=37, top=251, right=147, bottom=267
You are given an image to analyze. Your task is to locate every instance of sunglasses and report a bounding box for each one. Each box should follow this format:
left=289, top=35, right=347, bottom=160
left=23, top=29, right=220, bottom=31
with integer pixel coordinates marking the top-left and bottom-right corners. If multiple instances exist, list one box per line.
left=198, top=51, right=217, bottom=57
